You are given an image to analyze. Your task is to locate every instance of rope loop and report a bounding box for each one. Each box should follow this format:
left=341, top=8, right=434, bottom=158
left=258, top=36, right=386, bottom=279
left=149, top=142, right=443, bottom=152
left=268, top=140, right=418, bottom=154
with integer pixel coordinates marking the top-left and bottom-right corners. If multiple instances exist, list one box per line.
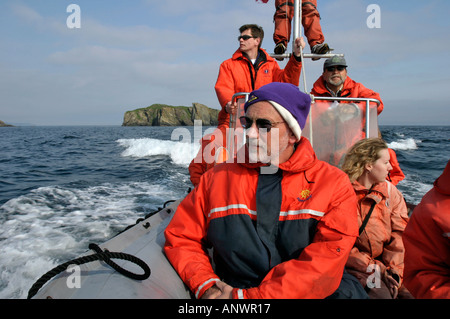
left=27, top=243, right=151, bottom=299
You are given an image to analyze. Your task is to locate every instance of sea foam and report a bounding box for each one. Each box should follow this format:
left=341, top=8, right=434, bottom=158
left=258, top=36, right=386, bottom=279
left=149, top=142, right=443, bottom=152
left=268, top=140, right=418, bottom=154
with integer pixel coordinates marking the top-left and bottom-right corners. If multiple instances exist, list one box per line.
left=0, top=181, right=175, bottom=299
left=387, top=138, right=419, bottom=151
left=117, top=138, right=200, bottom=166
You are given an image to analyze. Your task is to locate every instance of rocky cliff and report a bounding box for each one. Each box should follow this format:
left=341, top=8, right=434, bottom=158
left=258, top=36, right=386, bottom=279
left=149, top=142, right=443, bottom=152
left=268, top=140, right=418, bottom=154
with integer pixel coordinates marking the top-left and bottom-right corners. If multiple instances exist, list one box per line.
left=0, top=120, right=13, bottom=127
left=122, top=103, right=220, bottom=126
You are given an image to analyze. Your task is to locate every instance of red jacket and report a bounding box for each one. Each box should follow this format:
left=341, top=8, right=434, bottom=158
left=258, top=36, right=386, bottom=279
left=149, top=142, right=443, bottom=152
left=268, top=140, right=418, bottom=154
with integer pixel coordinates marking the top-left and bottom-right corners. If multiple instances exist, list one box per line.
left=387, top=148, right=405, bottom=186
left=346, top=180, right=409, bottom=287
left=311, top=75, right=384, bottom=115
left=165, top=138, right=359, bottom=299
left=403, top=160, right=450, bottom=298
left=215, top=48, right=302, bottom=127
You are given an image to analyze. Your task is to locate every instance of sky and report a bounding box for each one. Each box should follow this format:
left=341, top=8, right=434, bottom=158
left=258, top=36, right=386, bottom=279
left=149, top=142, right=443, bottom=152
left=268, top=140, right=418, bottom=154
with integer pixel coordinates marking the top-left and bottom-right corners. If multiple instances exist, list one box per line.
left=0, top=0, right=449, bottom=126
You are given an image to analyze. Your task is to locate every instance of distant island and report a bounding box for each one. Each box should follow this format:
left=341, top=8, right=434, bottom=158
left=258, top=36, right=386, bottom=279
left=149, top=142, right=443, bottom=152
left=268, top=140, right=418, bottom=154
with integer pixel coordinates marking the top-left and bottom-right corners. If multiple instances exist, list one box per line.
left=122, top=103, right=220, bottom=126
left=0, top=120, right=13, bottom=127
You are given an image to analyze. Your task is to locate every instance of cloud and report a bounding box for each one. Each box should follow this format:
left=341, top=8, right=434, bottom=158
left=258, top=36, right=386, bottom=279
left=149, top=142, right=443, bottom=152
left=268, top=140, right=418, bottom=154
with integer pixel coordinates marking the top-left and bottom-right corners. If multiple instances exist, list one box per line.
left=1, top=2, right=224, bottom=125
left=145, top=0, right=218, bottom=17
left=9, top=2, right=67, bottom=35
left=1, top=1, right=449, bottom=125
left=10, top=3, right=44, bottom=24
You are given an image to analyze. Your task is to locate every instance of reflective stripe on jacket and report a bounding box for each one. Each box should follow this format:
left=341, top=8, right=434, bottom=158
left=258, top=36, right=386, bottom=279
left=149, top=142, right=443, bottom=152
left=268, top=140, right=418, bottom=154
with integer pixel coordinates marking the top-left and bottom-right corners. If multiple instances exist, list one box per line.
left=165, top=137, right=359, bottom=299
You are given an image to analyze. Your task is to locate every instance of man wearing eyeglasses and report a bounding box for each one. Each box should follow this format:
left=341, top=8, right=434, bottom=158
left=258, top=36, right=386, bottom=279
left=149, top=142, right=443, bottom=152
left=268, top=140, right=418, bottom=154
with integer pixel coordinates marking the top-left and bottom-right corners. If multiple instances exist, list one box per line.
left=215, top=24, right=306, bottom=129
left=188, top=24, right=305, bottom=187
left=165, top=82, right=368, bottom=299
left=311, top=56, right=384, bottom=115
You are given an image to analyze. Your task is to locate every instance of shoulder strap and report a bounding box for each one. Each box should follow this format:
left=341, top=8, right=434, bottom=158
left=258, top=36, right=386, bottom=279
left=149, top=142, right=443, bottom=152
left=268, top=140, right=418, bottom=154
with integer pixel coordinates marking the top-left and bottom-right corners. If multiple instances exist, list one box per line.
left=386, top=180, right=392, bottom=197
left=359, top=201, right=376, bottom=235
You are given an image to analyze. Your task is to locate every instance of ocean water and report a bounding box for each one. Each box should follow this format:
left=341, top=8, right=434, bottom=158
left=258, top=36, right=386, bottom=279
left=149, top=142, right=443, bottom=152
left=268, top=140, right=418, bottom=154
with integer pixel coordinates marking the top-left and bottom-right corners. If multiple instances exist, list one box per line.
left=0, top=125, right=449, bottom=299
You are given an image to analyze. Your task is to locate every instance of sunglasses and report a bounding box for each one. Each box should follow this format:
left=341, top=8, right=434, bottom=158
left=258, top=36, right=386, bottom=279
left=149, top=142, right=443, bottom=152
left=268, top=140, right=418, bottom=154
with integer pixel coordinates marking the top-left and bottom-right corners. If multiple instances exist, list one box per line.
left=239, top=116, right=284, bottom=132
left=325, top=66, right=346, bottom=72
left=238, top=35, right=256, bottom=41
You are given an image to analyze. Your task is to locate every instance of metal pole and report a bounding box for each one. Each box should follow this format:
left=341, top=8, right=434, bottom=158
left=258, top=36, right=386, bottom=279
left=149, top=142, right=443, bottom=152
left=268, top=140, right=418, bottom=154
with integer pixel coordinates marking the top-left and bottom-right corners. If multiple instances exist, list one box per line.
left=293, top=0, right=312, bottom=144
left=293, top=0, right=300, bottom=40
left=294, top=0, right=308, bottom=94
left=366, top=99, right=370, bottom=138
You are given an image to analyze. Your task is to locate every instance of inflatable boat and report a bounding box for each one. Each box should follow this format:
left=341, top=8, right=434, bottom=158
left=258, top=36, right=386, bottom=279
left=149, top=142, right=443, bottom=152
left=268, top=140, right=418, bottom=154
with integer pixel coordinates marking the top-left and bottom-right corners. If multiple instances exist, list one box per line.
left=29, top=199, right=191, bottom=299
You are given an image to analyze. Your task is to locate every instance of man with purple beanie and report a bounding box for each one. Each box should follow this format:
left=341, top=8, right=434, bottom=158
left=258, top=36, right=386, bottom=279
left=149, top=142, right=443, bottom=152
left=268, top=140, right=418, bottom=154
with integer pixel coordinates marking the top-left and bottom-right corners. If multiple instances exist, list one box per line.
left=165, top=82, right=367, bottom=299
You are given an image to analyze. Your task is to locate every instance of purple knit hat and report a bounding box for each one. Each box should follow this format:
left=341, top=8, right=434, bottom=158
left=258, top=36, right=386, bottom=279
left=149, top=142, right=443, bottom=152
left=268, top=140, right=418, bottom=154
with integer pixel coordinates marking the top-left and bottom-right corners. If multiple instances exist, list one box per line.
left=244, top=82, right=311, bottom=141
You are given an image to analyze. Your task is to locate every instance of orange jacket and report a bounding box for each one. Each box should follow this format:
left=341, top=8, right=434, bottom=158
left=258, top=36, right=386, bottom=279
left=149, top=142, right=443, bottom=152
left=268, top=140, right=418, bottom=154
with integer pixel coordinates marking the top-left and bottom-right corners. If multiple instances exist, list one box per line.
left=311, top=75, right=384, bottom=115
left=345, top=180, right=409, bottom=287
left=215, top=48, right=302, bottom=127
left=387, top=148, right=405, bottom=186
left=188, top=126, right=227, bottom=186
left=165, top=138, right=359, bottom=299
left=403, top=160, right=450, bottom=298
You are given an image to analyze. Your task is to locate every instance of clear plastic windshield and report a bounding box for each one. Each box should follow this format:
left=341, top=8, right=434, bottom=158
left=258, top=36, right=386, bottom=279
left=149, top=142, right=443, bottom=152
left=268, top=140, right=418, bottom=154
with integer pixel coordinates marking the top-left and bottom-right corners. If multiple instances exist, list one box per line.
left=303, top=98, right=379, bottom=167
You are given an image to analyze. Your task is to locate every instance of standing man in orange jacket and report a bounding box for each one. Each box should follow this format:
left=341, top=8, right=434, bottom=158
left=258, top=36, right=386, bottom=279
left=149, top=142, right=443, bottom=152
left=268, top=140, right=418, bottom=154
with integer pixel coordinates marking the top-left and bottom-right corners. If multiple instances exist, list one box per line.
left=166, top=82, right=367, bottom=299
left=215, top=24, right=305, bottom=131
left=188, top=24, right=305, bottom=186
left=403, top=159, right=450, bottom=298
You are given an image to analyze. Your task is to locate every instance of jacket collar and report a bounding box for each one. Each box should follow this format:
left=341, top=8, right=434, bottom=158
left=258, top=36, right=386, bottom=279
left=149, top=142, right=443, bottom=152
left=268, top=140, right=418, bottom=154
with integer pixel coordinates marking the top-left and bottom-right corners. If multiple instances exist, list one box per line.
left=352, top=180, right=388, bottom=204
left=232, top=48, right=272, bottom=64
left=312, top=75, right=355, bottom=97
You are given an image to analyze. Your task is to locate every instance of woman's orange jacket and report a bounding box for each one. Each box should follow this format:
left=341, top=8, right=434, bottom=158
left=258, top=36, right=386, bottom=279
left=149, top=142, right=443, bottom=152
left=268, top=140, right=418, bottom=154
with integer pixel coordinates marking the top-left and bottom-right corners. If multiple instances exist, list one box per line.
left=345, top=180, right=409, bottom=286
left=403, top=160, right=450, bottom=298
left=214, top=48, right=302, bottom=127
left=165, top=138, right=359, bottom=299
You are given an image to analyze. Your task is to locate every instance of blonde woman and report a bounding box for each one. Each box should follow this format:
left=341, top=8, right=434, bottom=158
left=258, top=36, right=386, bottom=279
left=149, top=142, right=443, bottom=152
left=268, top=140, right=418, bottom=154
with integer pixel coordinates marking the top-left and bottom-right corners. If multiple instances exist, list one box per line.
left=341, top=138, right=412, bottom=299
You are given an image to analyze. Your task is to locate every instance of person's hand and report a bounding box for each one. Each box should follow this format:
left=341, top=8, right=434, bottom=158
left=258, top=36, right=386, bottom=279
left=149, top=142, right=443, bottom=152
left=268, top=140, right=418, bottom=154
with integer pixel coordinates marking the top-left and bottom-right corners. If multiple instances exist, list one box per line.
left=200, top=281, right=234, bottom=299
left=293, top=37, right=306, bottom=57
left=383, top=271, right=400, bottom=299
left=215, top=281, right=233, bottom=299
left=201, top=285, right=222, bottom=299
left=225, top=101, right=238, bottom=115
